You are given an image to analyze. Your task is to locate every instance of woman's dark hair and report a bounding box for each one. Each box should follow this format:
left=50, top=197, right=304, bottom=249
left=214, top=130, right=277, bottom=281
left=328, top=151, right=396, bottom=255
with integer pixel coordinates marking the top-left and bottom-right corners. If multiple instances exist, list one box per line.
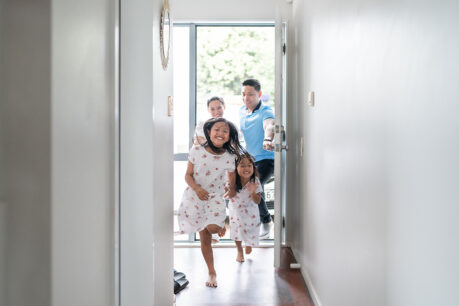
left=235, top=153, right=258, bottom=193
left=207, top=96, right=225, bottom=107
left=202, top=118, right=244, bottom=156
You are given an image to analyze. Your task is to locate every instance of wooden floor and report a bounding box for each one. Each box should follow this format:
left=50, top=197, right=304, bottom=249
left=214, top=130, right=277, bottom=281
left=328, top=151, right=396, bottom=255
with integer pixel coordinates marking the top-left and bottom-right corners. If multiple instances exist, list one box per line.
left=174, top=246, right=314, bottom=306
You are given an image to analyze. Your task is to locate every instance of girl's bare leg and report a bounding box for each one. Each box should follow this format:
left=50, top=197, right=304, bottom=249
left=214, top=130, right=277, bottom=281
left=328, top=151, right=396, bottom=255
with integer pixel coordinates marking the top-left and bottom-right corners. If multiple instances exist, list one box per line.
left=245, top=245, right=252, bottom=254
left=235, top=240, right=244, bottom=262
left=200, top=226, right=220, bottom=287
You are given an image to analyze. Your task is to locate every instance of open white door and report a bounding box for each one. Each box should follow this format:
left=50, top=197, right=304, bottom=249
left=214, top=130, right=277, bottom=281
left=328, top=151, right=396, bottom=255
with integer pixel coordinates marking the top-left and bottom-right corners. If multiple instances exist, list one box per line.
left=274, top=20, right=288, bottom=268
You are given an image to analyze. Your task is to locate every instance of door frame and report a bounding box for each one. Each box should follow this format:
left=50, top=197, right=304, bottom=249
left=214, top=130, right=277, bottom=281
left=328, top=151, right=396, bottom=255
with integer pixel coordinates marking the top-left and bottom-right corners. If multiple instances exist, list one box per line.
left=172, top=22, right=278, bottom=244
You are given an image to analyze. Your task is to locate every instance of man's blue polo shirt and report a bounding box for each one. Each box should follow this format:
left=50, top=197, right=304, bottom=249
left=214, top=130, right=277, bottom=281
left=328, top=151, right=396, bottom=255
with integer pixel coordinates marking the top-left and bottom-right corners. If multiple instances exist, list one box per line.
left=239, top=101, right=275, bottom=162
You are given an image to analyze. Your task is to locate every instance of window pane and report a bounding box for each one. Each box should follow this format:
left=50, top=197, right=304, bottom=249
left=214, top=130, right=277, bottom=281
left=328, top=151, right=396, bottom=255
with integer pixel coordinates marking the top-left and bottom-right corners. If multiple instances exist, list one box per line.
left=173, top=26, right=192, bottom=242
left=196, top=26, right=275, bottom=128
left=173, top=161, right=188, bottom=212
left=173, top=26, right=190, bottom=154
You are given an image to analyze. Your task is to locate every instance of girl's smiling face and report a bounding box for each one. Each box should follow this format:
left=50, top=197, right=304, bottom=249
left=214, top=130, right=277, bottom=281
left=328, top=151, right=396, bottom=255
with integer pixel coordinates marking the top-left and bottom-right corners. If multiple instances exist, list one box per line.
left=210, top=122, right=230, bottom=148
left=208, top=100, right=225, bottom=118
left=237, top=157, right=254, bottom=179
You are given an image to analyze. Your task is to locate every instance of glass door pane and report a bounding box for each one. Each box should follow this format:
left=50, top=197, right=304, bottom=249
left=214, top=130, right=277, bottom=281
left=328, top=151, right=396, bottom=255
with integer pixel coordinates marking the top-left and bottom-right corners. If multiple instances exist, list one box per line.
left=173, top=26, right=192, bottom=241
left=196, top=26, right=275, bottom=127
left=196, top=25, right=276, bottom=241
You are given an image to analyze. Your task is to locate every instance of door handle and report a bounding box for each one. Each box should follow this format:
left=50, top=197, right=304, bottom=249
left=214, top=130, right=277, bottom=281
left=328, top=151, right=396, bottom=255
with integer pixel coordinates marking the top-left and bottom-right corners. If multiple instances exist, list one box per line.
left=274, top=144, right=288, bottom=152
left=274, top=124, right=287, bottom=151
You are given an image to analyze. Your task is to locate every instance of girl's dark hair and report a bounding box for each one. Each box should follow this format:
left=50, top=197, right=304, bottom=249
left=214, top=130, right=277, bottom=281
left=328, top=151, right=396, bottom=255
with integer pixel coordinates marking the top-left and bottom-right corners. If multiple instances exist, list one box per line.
left=235, top=153, right=258, bottom=193
left=202, top=118, right=244, bottom=156
left=207, top=96, right=225, bottom=107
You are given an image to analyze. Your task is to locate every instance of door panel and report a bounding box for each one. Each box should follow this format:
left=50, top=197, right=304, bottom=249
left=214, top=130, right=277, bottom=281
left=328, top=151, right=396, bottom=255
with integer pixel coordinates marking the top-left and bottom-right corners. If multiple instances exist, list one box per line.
left=274, top=20, right=288, bottom=268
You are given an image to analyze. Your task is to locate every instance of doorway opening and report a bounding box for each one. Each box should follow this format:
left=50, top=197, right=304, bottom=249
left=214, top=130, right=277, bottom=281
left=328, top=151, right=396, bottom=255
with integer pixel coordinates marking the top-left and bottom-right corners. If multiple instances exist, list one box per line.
left=172, top=23, right=276, bottom=243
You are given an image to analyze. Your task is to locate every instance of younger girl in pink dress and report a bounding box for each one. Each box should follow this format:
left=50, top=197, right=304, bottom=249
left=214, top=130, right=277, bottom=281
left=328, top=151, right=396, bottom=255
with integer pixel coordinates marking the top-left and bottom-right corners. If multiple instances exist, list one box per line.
left=178, top=117, right=242, bottom=287
left=229, top=153, right=262, bottom=262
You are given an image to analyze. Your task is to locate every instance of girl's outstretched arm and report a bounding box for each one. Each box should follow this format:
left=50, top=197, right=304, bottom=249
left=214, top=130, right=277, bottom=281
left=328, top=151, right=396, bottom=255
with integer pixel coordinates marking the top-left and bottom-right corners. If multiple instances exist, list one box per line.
left=185, top=161, right=209, bottom=200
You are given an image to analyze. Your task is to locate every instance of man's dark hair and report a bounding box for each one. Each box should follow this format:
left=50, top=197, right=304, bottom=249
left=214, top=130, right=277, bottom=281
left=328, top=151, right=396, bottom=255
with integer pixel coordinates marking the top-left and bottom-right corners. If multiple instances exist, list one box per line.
left=242, top=79, right=261, bottom=92
left=207, top=96, right=225, bottom=107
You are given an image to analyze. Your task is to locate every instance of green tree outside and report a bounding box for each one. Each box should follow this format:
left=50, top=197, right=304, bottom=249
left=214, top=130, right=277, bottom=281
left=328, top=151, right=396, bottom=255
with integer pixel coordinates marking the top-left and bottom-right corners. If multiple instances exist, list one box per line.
left=196, top=26, right=275, bottom=107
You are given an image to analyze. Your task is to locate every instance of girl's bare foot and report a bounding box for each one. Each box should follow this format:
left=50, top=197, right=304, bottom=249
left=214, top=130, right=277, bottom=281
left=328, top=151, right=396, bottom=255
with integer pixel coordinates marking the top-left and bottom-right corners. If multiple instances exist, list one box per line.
left=206, top=273, right=218, bottom=287
left=217, top=226, right=226, bottom=237
left=211, top=234, right=220, bottom=244
left=245, top=246, right=252, bottom=254
left=236, top=251, right=245, bottom=262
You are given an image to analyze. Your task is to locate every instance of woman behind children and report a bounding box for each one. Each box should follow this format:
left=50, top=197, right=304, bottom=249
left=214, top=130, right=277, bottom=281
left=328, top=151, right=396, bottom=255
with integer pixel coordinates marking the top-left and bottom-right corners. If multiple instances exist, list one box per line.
left=229, top=153, right=262, bottom=262
left=194, top=96, right=226, bottom=145
left=178, top=118, right=242, bottom=287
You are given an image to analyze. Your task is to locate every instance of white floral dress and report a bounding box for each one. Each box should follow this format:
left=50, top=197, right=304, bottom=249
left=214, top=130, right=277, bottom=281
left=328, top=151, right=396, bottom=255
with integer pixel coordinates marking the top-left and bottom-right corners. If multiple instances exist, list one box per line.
left=228, top=177, right=262, bottom=246
left=178, top=145, right=235, bottom=233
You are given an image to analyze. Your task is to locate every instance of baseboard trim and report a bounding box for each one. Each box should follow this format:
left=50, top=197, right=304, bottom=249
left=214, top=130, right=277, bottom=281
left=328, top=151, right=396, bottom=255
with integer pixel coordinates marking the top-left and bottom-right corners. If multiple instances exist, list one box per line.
left=290, top=247, right=322, bottom=306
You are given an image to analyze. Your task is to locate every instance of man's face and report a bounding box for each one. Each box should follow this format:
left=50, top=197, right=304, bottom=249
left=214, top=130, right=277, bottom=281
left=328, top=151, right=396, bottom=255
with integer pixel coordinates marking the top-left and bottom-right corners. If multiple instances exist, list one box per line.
left=242, top=85, right=262, bottom=110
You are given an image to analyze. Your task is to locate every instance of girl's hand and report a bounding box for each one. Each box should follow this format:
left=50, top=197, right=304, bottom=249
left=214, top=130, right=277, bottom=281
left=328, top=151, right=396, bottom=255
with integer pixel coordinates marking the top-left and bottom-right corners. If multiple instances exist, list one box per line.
left=224, top=186, right=236, bottom=199
left=194, top=186, right=209, bottom=201
left=246, top=181, right=259, bottom=194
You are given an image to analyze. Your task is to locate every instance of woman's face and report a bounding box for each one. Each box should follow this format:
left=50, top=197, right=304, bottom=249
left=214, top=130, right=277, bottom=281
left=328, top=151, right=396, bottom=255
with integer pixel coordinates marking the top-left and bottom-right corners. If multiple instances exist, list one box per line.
left=208, top=100, right=225, bottom=118
left=237, top=157, right=254, bottom=179
left=209, top=122, right=230, bottom=148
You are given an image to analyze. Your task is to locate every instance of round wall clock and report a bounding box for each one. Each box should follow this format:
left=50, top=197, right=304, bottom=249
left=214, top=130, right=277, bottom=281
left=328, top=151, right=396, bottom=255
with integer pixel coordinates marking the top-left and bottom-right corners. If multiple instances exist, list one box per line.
left=160, top=0, right=171, bottom=70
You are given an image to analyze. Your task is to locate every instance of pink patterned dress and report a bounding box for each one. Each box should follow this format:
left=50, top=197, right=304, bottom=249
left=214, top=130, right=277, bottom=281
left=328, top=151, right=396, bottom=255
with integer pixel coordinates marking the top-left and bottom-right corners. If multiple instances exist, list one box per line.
left=228, top=177, right=262, bottom=246
left=178, top=145, right=235, bottom=233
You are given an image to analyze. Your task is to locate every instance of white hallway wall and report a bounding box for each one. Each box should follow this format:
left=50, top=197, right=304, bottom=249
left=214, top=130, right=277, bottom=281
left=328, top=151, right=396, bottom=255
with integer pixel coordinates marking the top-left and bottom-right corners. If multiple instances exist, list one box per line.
left=51, top=0, right=117, bottom=305
left=1, top=0, right=174, bottom=305
left=173, top=0, right=290, bottom=22
left=1, top=0, right=117, bottom=305
left=289, top=0, right=459, bottom=305
left=120, top=0, right=174, bottom=305
left=0, top=1, right=52, bottom=305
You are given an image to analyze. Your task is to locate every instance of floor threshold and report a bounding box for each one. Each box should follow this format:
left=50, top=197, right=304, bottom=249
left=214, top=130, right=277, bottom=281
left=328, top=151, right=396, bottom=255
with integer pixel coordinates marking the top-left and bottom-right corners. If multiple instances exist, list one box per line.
left=174, top=241, right=274, bottom=248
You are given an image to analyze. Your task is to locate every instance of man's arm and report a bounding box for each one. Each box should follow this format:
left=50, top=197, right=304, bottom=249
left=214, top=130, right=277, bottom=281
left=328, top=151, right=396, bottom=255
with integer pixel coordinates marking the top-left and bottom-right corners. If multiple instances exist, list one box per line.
left=263, top=118, right=275, bottom=151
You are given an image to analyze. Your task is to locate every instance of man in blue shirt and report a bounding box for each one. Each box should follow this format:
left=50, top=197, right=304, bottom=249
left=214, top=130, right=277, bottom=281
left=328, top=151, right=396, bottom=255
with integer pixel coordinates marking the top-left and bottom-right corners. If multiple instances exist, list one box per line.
left=239, top=79, right=275, bottom=239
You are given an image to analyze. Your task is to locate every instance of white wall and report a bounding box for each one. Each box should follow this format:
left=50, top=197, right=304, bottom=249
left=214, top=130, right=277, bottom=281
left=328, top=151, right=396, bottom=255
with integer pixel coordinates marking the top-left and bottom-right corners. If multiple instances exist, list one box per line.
left=151, top=0, right=175, bottom=303
left=120, top=0, right=174, bottom=305
left=120, top=0, right=154, bottom=304
left=0, top=0, right=117, bottom=305
left=173, top=0, right=290, bottom=22
left=289, top=0, right=459, bottom=305
left=51, top=0, right=117, bottom=305
left=0, top=1, right=51, bottom=305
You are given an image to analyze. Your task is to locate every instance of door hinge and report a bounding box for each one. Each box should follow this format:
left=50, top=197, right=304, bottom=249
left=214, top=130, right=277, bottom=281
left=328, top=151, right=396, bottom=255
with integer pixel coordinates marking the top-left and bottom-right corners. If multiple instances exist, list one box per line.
left=282, top=43, right=286, bottom=55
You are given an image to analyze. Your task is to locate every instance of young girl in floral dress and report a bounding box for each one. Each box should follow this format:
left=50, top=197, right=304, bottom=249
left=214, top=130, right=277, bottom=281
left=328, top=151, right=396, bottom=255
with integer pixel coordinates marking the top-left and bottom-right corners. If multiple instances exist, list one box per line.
left=178, top=118, right=242, bottom=287
left=229, top=153, right=262, bottom=262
